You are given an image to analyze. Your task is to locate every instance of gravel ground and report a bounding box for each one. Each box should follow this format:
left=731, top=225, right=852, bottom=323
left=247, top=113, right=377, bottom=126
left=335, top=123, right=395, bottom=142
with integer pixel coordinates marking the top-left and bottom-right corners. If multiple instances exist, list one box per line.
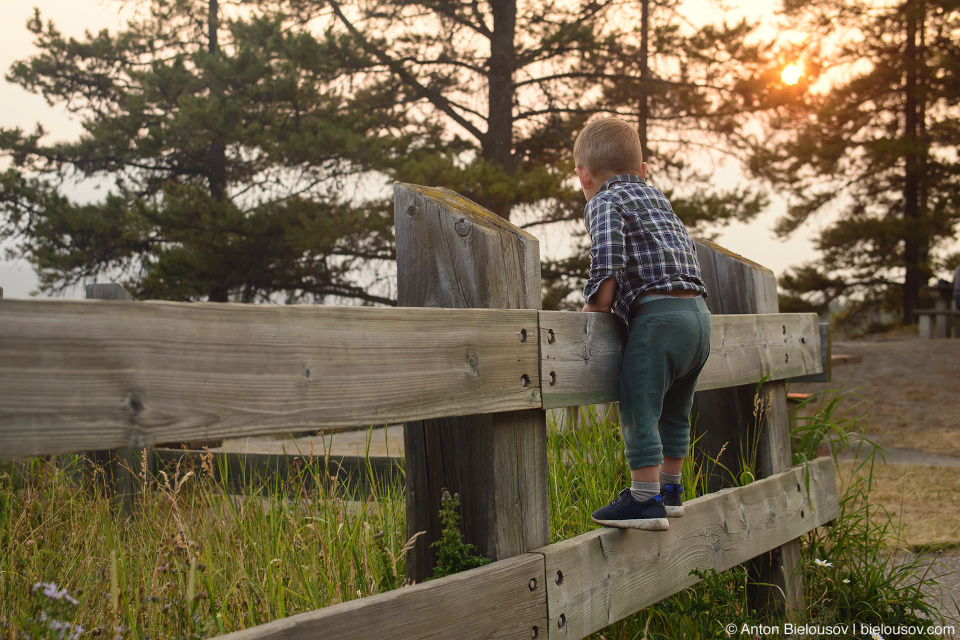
left=923, top=552, right=960, bottom=637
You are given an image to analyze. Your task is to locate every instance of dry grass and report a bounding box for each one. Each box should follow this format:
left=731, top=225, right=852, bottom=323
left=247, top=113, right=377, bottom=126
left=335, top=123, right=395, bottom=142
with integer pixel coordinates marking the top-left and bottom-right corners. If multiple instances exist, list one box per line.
left=841, top=460, right=960, bottom=551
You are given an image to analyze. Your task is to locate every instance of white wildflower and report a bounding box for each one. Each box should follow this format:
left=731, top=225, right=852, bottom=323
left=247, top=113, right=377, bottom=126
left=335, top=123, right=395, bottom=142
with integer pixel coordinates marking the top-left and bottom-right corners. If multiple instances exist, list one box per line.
left=814, top=559, right=833, bottom=568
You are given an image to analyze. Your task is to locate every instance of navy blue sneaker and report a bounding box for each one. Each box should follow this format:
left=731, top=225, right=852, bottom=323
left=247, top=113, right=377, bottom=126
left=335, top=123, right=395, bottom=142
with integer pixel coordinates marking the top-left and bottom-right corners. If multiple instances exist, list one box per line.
left=591, top=489, right=669, bottom=530
left=660, top=483, right=684, bottom=517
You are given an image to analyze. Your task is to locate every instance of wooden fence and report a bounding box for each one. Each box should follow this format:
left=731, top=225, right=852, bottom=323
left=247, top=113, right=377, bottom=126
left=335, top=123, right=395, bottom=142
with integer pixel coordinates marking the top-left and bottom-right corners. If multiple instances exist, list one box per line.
left=0, top=183, right=839, bottom=639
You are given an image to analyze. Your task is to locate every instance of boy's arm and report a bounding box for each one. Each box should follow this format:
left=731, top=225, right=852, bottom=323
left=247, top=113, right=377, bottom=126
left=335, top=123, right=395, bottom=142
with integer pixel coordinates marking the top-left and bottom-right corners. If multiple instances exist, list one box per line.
left=583, top=277, right=616, bottom=312
left=583, top=196, right=623, bottom=313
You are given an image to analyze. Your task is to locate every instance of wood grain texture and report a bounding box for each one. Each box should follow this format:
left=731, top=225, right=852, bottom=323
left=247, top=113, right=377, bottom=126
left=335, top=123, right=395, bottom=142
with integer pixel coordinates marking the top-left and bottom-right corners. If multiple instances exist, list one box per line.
left=0, top=301, right=540, bottom=458
left=394, top=183, right=541, bottom=311
left=83, top=282, right=140, bottom=517
left=538, top=311, right=821, bottom=409
left=219, top=553, right=547, bottom=640
left=692, top=240, right=804, bottom=616
left=540, top=457, right=839, bottom=640
left=394, top=182, right=549, bottom=582
left=538, top=311, right=624, bottom=409
left=692, top=240, right=777, bottom=490
left=85, top=283, right=134, bottom=301
left=789, top=323, right=832, bottom=383
left=748, top=264, right=803, bottom=617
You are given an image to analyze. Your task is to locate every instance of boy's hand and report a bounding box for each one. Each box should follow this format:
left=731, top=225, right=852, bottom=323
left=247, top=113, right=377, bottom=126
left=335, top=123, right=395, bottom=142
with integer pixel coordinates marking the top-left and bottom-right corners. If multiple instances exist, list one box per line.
left=583, top=278, right=616, bottom=313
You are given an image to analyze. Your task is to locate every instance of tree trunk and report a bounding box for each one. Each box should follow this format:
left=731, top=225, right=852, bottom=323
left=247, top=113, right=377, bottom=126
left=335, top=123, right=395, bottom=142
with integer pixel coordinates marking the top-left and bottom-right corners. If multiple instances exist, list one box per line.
left=207, top=0, right=228, bottom=303
left=484, top=0, right=516, bottom=220
left=638, top=0, right=651, bottom=164
left=902, top=0, right=922, bottom=324
left=208, top=0, right=227, bottom=202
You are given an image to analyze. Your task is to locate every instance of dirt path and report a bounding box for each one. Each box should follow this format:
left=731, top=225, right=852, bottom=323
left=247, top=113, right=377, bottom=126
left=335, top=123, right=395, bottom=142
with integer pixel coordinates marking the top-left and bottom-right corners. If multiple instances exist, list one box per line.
left=791, top=336, right=960, bottom=458
left=790, top=335, right=960, bottom=625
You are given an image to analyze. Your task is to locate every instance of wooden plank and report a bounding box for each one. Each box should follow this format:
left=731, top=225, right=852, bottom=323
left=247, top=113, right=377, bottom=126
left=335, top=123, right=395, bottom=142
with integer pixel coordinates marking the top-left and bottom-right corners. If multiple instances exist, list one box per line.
left=789, top=322, right=832, bottom=383
left=538, top=311, right=623, bottom=409
left=83, top=283, right=140, bottom=517
left=538, top=312, right=822, bottom=409
left=218, top=552, right=547, bottom=640
left=750, top=266, right=803, bottom=618
left=152, top=449, right=404, bottom=499
left=692, top=240, right=764, bottom=490
left=0, top=302, right=540, bottom=458
left=85, top=283, right=134, bottom=301
left=395, top=183, right=549, bottom=582
left=690, top=240, right=805, bottom=617
left=540, top=457, right=839, bottom=640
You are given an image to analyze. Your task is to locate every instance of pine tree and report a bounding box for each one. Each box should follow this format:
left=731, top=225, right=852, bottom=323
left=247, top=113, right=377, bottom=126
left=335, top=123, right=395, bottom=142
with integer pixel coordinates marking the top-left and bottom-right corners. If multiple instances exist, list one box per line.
left=321, top=0, right=771, bottom=308
left=750, top=0, right=960, bottom=325
left=0, top=1, right=407, bottom=303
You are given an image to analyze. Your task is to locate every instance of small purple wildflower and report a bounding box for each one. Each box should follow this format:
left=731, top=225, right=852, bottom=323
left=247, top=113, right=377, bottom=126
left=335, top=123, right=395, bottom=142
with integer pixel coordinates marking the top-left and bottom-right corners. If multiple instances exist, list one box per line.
left=31, top=582, right=79, bottom=606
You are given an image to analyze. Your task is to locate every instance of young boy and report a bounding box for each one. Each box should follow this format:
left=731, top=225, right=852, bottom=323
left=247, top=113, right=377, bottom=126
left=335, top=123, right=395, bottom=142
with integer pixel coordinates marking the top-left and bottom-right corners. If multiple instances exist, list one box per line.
left=574, top=117, right=711, bottom=531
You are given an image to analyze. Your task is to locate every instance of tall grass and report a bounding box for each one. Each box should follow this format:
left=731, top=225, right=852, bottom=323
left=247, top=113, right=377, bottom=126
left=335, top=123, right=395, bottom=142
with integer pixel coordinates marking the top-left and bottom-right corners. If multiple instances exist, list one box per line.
left=3, top=388, right=954, bottom=638
left=1, top=440, right=406, bottom=638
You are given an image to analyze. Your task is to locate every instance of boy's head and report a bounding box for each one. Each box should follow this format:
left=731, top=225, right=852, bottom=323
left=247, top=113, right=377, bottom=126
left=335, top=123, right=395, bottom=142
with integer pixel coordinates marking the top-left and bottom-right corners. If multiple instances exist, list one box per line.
left=574, top=117, right=647, bottom=200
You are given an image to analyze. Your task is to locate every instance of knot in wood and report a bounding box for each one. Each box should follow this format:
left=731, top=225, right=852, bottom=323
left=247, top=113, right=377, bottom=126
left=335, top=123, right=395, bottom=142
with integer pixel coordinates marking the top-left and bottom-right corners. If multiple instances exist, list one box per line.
left=405, top=204, right=418, bottom=217
left=125, top=393, right=144, bottom=415
left=454, top=218, right=471, bottom=237
left=466, top=352, right=480, bottom=381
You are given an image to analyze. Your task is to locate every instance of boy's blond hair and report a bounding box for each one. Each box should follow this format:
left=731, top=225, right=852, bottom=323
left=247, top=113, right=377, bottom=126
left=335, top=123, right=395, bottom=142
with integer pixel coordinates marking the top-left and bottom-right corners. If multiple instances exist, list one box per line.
left=574, top=117, right=644, bottom=175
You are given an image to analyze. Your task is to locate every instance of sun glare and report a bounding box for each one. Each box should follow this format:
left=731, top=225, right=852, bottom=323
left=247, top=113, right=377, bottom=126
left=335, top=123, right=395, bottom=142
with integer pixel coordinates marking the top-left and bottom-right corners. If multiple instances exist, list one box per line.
left=781, top=64, right=803, bottom=86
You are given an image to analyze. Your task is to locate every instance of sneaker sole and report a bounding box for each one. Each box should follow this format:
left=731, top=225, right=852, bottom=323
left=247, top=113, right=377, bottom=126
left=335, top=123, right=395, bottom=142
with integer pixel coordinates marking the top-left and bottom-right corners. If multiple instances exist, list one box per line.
left=665, top=505, right=684, bottom=517
left=591, top=516, right=669, bottom=531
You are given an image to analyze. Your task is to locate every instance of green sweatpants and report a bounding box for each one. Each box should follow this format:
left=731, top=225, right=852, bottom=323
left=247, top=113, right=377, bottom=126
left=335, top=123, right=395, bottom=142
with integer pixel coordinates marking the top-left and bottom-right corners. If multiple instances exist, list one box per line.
left=618, top=296, right=711, bottom=469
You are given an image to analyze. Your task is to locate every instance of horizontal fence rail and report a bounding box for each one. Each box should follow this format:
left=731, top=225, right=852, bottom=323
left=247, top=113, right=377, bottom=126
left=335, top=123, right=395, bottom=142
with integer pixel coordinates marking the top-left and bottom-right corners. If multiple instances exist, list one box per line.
left=542, top=457, right=839, bottom=639
left=213, top=457, right=838, bottom=640
left=0, top=300, right=821, bottom=459
left=0, top=300, right=821, bottom=457
left=539, top=310, right=821, bottom=408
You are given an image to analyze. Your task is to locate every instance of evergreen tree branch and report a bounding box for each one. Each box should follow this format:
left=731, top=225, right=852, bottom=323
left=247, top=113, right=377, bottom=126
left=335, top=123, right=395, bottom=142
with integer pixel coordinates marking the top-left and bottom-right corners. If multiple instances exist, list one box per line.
left=327, top=0, right=486, bottom=143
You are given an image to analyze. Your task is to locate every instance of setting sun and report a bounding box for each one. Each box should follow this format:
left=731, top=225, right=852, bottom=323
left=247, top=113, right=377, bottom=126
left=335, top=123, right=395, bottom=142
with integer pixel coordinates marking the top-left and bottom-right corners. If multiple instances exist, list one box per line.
left=781, top=64, right=803, bottom=85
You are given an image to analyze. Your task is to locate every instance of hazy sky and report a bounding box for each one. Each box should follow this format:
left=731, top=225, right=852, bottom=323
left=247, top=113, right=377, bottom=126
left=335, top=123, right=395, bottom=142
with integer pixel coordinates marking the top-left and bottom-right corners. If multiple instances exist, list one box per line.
left=0, top=0, right=820, bottom=299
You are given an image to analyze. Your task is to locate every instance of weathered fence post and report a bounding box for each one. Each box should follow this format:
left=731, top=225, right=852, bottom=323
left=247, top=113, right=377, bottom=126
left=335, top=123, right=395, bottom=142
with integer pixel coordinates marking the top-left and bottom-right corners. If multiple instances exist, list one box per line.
left=84, top=283, right=142, bottom=516
left=692, top=240, right=803, bottom=617
left=394, top=184, right=549, bottom=582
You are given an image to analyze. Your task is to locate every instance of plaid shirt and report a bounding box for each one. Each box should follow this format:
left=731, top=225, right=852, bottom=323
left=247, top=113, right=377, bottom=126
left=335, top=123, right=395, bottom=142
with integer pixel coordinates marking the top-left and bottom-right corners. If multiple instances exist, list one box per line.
left=583, top=174, right=706, bottom=326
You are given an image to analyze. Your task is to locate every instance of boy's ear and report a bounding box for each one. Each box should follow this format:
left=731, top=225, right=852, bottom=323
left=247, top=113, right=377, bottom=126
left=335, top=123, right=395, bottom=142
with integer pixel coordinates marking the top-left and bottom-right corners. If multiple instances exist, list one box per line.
left=639, top=162, right=648, bottom=180
left=575, top=166, right=593, bottom=190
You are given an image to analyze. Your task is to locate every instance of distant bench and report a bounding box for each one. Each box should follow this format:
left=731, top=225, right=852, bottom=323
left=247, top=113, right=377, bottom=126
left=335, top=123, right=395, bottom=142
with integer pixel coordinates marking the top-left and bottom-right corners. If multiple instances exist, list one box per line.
left=916, top=308, right=960, bottom=339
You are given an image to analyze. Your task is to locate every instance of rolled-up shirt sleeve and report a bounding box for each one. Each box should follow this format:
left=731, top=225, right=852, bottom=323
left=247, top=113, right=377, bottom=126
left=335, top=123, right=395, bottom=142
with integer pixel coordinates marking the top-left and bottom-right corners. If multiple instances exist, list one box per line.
left=583, top=197, right=624, bottom=304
